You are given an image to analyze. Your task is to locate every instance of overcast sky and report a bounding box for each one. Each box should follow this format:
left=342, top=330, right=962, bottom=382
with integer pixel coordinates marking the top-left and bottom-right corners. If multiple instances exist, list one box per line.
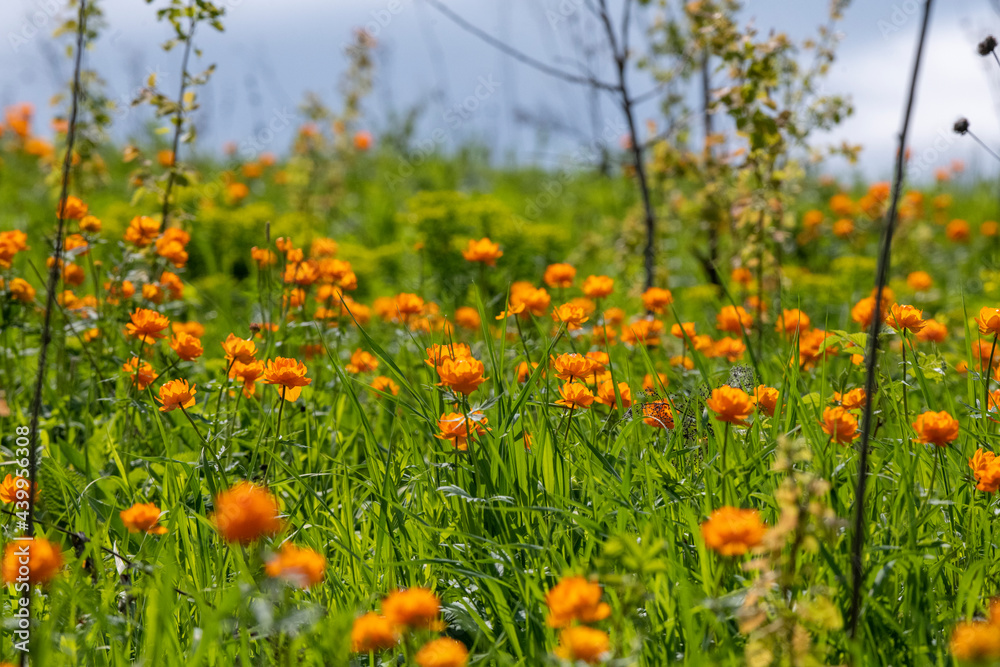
left=4, top=0, right=1000, bottom=181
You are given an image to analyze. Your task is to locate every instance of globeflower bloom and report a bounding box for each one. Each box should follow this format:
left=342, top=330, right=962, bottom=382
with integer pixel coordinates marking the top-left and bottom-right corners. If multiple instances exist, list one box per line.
left=120, top=502, right=167, bottom=535
left=907, top=271, right=933, bottom=291
left=621, top=318, right=665, bottom=347
left=350, top=613, right=399, bottom=653
left=122, top=358, right=158, bottom=391
left=125, top=308, right=170, bottom=343
left=833, top=388, right=867, bottom=411
left=916, top=319, right=947, bottom=343
left=231, top=360, right=265, bottom=398
left=706, top=386, right=755, bottom=425
left=582, top=275, right=614, bottom=299
left=753, top=386, right=779, bottom=417
left=2, top=537, right=63, bottom=584
left=461, top=237, right=503, bottom=266
left=700, top=507, right=766, bottom=556
left=370, top=376, right=400, bottom=396
left=265, top=543, right=326, bottom=588
left=56, top=195, right=88, bottom=220
left=415, top=638, right=469, bottom=667
left=170, top=332, right=203, bottom=361
left=546, top=576, right=612, bottom=628
left=551, top=302, right=589, bottom=330
left=124, top=215, right=161, bottom=247
left=435, top=411, right=488, bottom=450
left=556, top=383, right=595, bottom=410
left=774, top=309, right=810, bottom=336
left=970, top=449, right=1000, bottom=492
left=262, top=357, right=312, bottom=401
left=382, top=587, right=442, bottom=630
left=976, top=307, right=1000, bottom=338
left=642, top=401, right=675, bottom=429
left=641, top=287, right=673, bottom=314
left=716, top=305, right=753, bottom=334
left=346, top=348, right=379, bottom=374
left=595, top=380, right=631, bottom=409
left=912, top=410, right=959, bottom=447
left=544, top=263, right=576, bottom=288
left=156, top=379, right=196, bottom=412
left=820, top=406, right=859, bottom=444
left=554, top=626, right=611, bottom=665
left=212, top=482, right=283, bottom=545
left=436, top=357, right=488, bottom=395
left=950, top=619, right=1000, bottom=663
left=885, top=304, right=925, bottom=333
left=0, top=475, right=37, bottom=504
left=552, top=353, right=598, bottom=382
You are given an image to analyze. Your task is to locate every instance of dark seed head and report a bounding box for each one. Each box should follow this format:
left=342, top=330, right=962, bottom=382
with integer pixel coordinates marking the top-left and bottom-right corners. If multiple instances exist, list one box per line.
left=978, top=35, right=997, bottom=56
left=954, top=118, right=970, bottom=135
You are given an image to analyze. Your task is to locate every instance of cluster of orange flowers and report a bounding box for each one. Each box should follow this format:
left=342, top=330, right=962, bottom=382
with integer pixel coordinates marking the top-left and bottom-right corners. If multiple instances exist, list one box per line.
left=950, top=599, right=1000, bottom=663
left=350, top=588, right=468, bottom=666
left=545, top=576, right=613, bottom=664
left=1, top=102, right=56, bottom=161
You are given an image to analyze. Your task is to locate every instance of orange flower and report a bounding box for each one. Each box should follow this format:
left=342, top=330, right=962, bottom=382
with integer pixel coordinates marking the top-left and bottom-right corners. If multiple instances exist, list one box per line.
left=125, top=308, right=170, bottom=343
left=706, top=386, right=754, bottom=425
left=170, top=333, right=203, bottom=361
left=582, top=275, right=614, bottom=299
left=510, top=286, right=551, bottom=316
left=642, top=373, right=669, bottom=392
left=425, top=343, right=472, bottom=372
left=251, top=246, right=278, bottom=267
left=346, top=349, right=379, bottom=374
left=382, top=587, right=442, bottom=630
left=394, top=293, right=425, bottom=320
left=912, top=410, right=959, bottom=447
left=907, top=271, right=933, bottom=291
left=642, top=401, right=675, bottom=429
left=546, top=576, right=611, bottom=628
left=851, top=296, right=888, bottom=330
left=0, top=474, right=37, bottom=504
left=435, top=411, right=487, bottom=450
left=753, top=386, right=779, bottom=417
left=556, top=383, right=595, bottom=410
left=124, top=215, right=161, bottom=247
left=8, top=278, right=35, bottom=303
left=621, top=318, right=664, bottom=347
left=2, top=537, right=63, bottom=584
left=916, top=319, right=947, bottom=343
left=56, top=195, right=88, bottom=220
left=436, top=357, right=488, bottom=395
left=157, top=149, right=175, bottom=167
left=371, top=376, right=400, bottom=396
left=212, top=482, right=283, bottom=544
left=551, top=303, right=589, bottom=330
left=231, top=360, right=265, bottom=398
left=977, top=307, right=1000, bottom=338
left=700, top=507, right=766, bottom=556
left=716, top=305, right=752, bottom=334
left=711, top=336, right=746, bottom=362
left=970, top=449, right=1000, bottom=492
left=833, top=388, right=867, bottom=411
left=543, top=263, right=576, bottom=288
left=885, top=304, right=925, bottom=333
left=156, top=379, right=196, bottom=412
left=950, top=620, right=1000, bottom=662
left=122, top=358, right=158, bottom=391
left=454, top=306, right=481, bottom=330
left=79, top=215, right=102, bottom=233
left=265, top=543, right=326, bottom=588
left=731, top=267, right=753, bottom=286
left=415, top=637, right=469, bottom=667
left=832, top=218, right=854, bottom=238
left=671, top=322, right=696, bottom=340
left=461, top=237, right=503, bottom=266
left=552, top=353, right=598, bottom=382
left=517, top=361, right=540, bottom=383
left=946, top=218, right=971, bottom=242
left=262, top=357, right=312, bottom=401
left=798, top=329, right=836, bottom=369
left=120, top=502, right=167, bottom=535
left=172, top=321, right=205, bottom=339
left=221, top=333, right=257, bottom=364
left=554, top=626, right=611, bottom=665
left=774, top=309, right=810, bottom=336
left=595, top=380, right=632, bottom=409
left=641, top=287, right=673, bottom=314
left=820, top=406, right=858, bottom=444
left=350, top=613, right=399, bottom=653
